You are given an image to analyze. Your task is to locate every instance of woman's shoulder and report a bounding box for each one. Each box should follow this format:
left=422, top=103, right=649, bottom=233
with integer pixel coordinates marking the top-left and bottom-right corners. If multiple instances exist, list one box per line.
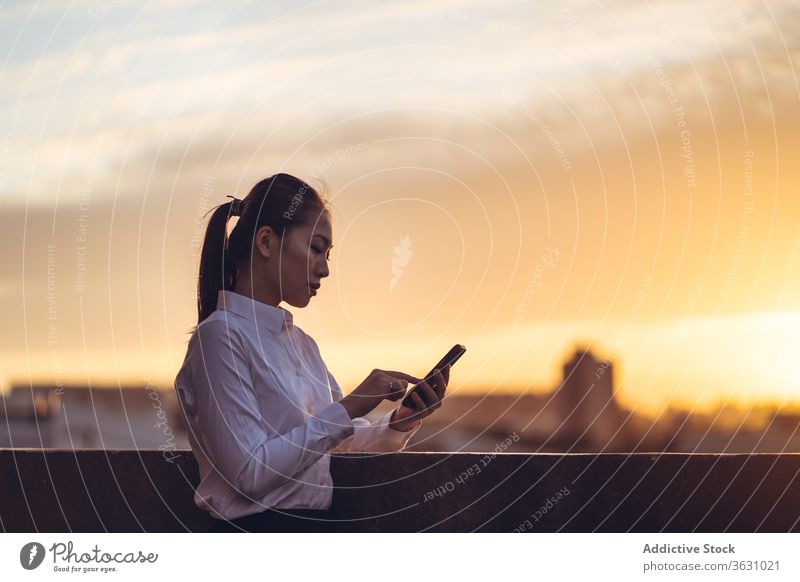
left=292, top=324, right=321, bottom=352
left=174, top=313, right=249, bottom=403
left=175, top=313, right=249, bottom=381
left=187, top=310, right=249, bottom=349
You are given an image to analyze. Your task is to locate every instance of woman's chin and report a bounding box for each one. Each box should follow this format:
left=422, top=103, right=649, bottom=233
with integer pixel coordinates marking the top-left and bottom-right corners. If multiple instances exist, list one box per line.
left=285, top=292, right=313, bottom=308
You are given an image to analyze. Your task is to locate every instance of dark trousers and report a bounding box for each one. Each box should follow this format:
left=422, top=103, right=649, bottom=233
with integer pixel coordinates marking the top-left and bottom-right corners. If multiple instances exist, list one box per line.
left=208, top=508, right=341, bottom=533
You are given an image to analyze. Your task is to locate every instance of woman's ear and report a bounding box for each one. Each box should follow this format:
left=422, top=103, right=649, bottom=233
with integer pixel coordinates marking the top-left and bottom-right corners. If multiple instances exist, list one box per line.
left=253, top=225, right=275, bottom=259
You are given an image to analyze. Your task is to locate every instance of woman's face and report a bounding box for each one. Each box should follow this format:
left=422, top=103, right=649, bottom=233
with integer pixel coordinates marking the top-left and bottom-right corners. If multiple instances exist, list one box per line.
left=271, top=214, right=333, bottom=308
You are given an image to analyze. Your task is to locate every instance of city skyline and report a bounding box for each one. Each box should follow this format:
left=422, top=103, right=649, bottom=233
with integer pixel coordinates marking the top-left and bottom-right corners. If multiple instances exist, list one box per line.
left=5, top=346, right=798, bottom=453
left=1, top=1, right=799, bottom=419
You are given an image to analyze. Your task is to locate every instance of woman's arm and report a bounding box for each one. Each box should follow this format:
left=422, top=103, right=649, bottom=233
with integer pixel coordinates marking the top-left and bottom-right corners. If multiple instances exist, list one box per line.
left=181, top=319, right=356, bottom=499
left=325, top=366, right=422, bottom=453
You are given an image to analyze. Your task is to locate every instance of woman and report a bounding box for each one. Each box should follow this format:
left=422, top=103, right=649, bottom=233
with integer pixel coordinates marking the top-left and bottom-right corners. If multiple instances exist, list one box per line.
left=174, top=173, right=449, bottom=532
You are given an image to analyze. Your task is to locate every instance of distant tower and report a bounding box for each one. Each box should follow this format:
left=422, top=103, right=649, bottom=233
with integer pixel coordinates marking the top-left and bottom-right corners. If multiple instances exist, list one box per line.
left=554, top=348, right=620, bottom=448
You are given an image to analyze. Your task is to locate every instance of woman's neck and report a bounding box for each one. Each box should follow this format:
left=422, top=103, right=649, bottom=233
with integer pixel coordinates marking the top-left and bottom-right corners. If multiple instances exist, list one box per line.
left=232, top=273, right=280, bottom=307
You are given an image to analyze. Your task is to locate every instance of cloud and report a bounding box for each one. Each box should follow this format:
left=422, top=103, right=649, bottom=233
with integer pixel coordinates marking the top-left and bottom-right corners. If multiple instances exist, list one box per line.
left=1, top=0, right=799, bottom=410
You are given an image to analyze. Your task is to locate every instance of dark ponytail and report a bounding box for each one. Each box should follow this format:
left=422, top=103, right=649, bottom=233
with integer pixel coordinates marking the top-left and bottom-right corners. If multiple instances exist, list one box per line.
left=196, top=173, right=330, bottom=325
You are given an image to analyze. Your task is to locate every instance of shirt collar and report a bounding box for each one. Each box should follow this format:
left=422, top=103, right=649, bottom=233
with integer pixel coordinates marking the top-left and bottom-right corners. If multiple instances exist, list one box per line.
left=217, top=290, right=293, bottom=333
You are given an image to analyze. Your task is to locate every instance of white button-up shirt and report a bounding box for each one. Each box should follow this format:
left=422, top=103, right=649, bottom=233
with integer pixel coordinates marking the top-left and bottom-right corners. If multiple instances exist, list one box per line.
left=173, top=290, right=421, bottom=520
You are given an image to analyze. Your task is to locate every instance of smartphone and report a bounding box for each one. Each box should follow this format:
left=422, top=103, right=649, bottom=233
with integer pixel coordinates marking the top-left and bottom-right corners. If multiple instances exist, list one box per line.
left=401, top=344, right=466, bottom=409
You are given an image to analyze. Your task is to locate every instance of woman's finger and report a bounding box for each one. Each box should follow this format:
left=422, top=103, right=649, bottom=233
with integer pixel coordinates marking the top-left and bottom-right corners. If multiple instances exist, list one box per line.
left=383, top=370, right=422, bottom=385
left=440, top=368, right=449, bottom=394
left=412, top=392, right=427, bottom=416
left=386, top=379, right=406, bottom=401
left=418, top=381, right=439, bottom=408
left=441, top=364, right=450, bottom=386
left=430, top=368, right=447, bottom=397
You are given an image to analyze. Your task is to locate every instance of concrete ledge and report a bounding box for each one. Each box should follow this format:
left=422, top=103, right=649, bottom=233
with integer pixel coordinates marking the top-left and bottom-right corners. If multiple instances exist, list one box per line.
left=2, top=449, right=799, bottom=532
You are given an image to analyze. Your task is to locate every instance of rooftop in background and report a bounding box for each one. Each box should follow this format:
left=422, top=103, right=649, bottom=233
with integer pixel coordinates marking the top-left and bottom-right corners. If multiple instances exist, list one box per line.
left=0, top=384, right=187, bottom=450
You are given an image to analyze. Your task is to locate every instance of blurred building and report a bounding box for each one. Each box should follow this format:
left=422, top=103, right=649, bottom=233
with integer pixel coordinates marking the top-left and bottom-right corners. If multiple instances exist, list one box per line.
left=551, top=348, right=627, bottom=449
left=3, top=349, right=800, bottom=454
left=405, top=346, right=800, bottom=454
left=0, top=384, right=189, bottom=450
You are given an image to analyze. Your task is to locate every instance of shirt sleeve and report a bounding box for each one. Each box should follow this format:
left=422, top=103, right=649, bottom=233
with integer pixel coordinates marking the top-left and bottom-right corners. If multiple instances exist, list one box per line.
left=178, top=319, right=356, bottom=500
left=325, top=364, right=422, bottom=453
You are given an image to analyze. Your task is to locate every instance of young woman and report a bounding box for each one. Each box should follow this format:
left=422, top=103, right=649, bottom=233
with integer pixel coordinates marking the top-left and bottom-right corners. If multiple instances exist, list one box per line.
left=173, top=173, right=450, bottom=532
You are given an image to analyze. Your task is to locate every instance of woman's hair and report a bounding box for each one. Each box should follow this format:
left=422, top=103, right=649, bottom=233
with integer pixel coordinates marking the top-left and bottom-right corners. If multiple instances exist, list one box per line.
left=196, top=173, right=330, bottom=325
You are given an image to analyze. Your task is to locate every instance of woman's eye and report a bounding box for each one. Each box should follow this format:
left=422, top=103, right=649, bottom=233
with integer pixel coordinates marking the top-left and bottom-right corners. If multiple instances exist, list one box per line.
left=311, top=246, right=331, bottom=260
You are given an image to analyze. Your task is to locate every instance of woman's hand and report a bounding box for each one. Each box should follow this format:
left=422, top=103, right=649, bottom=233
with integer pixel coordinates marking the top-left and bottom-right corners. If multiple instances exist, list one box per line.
left=389, top=365, right=450, bottom=431
left=339, top=369, right=420, bottom=420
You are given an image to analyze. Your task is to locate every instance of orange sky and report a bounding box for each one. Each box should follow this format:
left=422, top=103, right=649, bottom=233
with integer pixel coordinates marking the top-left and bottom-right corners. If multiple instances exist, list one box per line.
left=1, top=1, right=799, bottom=418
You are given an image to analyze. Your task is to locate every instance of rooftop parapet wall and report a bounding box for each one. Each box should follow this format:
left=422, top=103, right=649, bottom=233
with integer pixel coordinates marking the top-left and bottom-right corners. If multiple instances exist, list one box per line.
left=2, top=450, right=799, bottom=532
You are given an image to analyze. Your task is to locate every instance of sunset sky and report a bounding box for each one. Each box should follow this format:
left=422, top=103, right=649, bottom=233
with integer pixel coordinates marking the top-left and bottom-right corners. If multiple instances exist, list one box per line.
left=1, top=0, right=798, bottom=418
